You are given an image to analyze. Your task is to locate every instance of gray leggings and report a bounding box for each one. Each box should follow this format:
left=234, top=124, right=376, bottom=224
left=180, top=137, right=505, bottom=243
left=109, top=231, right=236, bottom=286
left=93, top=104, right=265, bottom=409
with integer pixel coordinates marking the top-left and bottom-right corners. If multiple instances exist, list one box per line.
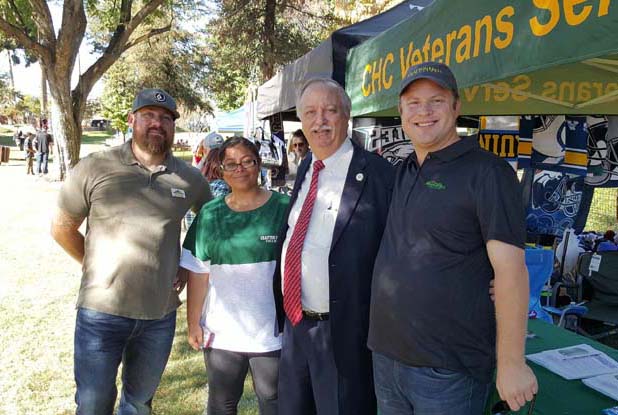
left=204, top=348, right=280, bottom=415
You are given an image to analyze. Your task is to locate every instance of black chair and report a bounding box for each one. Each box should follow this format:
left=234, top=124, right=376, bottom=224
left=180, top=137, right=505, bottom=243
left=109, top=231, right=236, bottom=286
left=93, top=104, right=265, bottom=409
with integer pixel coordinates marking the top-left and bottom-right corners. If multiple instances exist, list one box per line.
left=574, top=252, right=618, bottom=340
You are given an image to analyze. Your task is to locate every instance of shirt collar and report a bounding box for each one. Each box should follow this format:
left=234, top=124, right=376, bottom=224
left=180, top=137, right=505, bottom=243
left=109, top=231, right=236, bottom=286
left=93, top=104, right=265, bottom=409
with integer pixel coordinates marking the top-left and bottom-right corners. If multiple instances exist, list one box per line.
left=319, top=138, right=353, bottom=169
left=428, top=136, right=479, bottom=162
left=119, top=139, right=177, bottom=172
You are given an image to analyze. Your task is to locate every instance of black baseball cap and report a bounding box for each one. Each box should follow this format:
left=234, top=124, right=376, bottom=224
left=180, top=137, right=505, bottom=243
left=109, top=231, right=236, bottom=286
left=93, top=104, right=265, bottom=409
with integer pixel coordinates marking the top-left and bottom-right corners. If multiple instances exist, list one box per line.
left=132, top=88, right=180, bottom=120
left=399, top=62, right=458, bottom=96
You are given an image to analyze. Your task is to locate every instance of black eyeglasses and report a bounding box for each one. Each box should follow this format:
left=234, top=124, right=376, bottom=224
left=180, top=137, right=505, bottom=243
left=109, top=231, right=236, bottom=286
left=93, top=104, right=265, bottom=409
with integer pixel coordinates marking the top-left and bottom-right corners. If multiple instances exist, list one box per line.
left=293, top=143, right=306, bottom=148
left=491, top=395, right=536, bottom=415
left=221, top=159, right=258, bottom=172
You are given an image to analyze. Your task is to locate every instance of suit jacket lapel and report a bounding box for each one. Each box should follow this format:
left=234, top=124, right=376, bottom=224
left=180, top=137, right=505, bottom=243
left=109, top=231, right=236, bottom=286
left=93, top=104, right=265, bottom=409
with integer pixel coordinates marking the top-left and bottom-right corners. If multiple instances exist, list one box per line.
left=331, top=144, right=366, bottom=249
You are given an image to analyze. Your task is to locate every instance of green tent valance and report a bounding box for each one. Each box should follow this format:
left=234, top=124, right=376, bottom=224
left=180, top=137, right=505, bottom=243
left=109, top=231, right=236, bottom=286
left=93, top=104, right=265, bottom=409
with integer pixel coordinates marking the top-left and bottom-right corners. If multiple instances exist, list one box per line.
left=346, top=0, right=618, bottom=117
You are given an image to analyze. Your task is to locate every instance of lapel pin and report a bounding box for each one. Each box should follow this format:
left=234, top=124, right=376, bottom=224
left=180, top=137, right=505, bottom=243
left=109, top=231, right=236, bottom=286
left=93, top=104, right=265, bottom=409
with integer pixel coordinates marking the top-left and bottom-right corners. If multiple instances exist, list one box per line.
left=356, top=173, right=364, bottom=182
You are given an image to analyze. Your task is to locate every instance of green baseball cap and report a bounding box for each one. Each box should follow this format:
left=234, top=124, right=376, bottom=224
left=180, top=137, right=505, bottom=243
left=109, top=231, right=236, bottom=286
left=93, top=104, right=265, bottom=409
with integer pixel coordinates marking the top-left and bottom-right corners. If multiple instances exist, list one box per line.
left=132, top=88, right=180, bottom=120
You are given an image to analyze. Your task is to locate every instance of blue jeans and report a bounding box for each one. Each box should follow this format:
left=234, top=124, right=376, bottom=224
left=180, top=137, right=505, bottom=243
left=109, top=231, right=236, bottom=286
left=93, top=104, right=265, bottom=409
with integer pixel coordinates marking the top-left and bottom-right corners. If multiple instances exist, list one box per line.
left=372, top=352, right=491, bottom=415
left=74, top=308, right=177, bottom=415
left=35, top=152, right=48, bottom=174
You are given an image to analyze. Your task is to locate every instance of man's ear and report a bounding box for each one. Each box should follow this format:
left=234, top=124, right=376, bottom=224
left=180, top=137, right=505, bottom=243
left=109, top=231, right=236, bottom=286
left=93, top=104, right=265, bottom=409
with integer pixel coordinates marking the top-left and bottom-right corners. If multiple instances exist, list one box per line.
left=127, top=112, right=135, bottom=128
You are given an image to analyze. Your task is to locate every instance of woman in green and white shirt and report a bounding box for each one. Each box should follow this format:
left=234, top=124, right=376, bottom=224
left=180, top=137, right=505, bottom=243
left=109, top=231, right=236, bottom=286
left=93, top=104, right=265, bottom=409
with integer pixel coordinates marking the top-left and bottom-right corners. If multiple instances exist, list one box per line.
left=181, top=137, right=289, bottom=415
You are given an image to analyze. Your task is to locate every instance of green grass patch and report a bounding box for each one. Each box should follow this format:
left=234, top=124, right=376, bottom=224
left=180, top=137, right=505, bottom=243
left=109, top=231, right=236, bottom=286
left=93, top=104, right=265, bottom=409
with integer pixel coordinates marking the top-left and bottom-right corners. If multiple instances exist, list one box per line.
left=173, top=150, right=193, bottom=162
left=81, top=130, right=115, bottom=145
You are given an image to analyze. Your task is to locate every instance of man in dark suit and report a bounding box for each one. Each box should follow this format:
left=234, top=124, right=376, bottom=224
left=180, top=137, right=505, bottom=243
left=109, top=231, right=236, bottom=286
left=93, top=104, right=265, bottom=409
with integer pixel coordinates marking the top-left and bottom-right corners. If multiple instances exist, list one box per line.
left=273, top=78, right=395, bottom=415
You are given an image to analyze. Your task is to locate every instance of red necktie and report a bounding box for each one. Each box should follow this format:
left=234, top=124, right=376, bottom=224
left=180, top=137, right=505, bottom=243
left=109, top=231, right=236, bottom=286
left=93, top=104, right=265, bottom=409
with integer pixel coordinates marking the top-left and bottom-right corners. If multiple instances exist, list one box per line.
left=284, top=159, right=325, bottom=325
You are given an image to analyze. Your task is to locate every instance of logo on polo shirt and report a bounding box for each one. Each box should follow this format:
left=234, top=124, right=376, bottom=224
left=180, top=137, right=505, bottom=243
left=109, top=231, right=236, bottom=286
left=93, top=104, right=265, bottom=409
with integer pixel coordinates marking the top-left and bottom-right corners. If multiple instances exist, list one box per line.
left=171, top=188, right=186, bottom=198
left=425, top=180, right=446, bottom=190
left=260, top=235, right=278, bottom=243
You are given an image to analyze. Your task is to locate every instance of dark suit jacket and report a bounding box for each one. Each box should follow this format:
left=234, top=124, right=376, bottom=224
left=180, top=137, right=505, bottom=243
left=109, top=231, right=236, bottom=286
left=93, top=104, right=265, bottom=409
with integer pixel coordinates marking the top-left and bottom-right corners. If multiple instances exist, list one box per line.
left=273, top=140, right=395, bottom=410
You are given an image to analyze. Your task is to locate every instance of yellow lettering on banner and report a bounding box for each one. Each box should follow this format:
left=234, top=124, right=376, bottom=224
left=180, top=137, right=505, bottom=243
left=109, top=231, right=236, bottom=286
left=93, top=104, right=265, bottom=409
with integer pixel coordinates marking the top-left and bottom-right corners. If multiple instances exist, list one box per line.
left=411, top=47, right=424, bottom=65
left=501, top=134, right=517, bottom=158
left=512, top=75, right=531, bottom=102
left=399, top=42, right=414, bottom=79
left=564, top=0, right=592, bottom=25
left=495, top=6, right=515, bottom=49
left=482, top=84, right=492, bottom=101
left=372, top=59, right=382, bottom=93
left=577, top=81, right=592, bottom=101
left=530, top=0, right=560, bottom=36
left=606, top=83, right=618, bottom=95
left=593, top=82, right=604, bottom=96
left=478, top=133, right=517, bottom=158
left=542, top=81, right=558, bottom=99
left=599, top=0, right=611, bottom=16
left=455, top=25, right=472, bottom=63
left=493, top=81, right=510, bottom=102
left=474, top=15, right=493, bottom=57
left=383, top=53, right=394, bottom=90
left=463, top=85, right=480, bottom=102
left=422, top=35, right=431, bottom=62
left=431, top=38, right=445, bottom=62
left=559, top=81, right=576, bottom=102
left=362, top=64, right=372, bottom=97
left=445, top=30, right=457, bottom=66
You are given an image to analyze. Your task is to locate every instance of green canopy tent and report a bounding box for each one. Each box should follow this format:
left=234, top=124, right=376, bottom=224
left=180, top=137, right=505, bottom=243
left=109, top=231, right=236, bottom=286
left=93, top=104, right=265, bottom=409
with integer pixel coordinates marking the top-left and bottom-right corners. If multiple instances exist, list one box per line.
left=345, top=0, right=618, bottom=117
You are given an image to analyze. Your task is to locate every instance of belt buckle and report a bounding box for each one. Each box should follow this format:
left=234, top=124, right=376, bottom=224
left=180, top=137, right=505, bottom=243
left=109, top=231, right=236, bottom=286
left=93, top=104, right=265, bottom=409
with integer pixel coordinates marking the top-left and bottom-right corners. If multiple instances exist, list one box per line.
left=303, top=310, right=329, bottom=321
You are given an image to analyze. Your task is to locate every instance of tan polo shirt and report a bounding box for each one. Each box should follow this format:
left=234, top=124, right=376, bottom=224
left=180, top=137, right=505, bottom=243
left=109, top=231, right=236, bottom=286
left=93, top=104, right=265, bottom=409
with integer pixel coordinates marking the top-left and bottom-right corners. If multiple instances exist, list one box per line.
left=58, top=140, right=212, bottom=319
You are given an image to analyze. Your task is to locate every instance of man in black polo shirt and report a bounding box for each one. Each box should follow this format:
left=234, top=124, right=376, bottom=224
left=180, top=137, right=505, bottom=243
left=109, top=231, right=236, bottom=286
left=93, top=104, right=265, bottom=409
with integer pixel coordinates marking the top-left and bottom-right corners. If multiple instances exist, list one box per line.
left=369, top=62, right=537, bottom=415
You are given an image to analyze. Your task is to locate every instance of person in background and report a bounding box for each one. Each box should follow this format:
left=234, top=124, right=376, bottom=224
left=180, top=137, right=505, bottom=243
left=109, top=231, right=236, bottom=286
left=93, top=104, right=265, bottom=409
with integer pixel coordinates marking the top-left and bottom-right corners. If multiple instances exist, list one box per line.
left=24, top=132, right=35, bottom=175
left=194, top=132, right=225, bottom=170
left=182, top=137, right=288, bottom=415
left=200, top=147, right=231, bottom=198
left=34, top=126, right=53, bottom=175
left=596, top=230, right=618, bottom=252
left=286, top=129, right=310, bottom=187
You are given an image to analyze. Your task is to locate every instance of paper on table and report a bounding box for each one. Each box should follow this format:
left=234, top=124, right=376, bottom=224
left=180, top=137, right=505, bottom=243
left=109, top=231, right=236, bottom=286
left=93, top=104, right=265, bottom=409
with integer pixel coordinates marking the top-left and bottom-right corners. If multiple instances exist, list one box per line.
left=582, top=373, right=618, bottom=401
left=526, top=344, right=618, bottom=380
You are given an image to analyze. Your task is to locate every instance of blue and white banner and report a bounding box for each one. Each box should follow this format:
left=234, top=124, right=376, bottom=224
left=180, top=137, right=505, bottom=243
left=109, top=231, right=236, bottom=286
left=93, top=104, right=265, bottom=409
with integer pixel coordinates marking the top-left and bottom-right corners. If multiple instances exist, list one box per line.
left=525, top=170, right=590, bottom=236
left=519, top=116, right=588, bottom=176
left=585, top=116, right=618, bottom=187
left=478, top=116, right=519, bottom=171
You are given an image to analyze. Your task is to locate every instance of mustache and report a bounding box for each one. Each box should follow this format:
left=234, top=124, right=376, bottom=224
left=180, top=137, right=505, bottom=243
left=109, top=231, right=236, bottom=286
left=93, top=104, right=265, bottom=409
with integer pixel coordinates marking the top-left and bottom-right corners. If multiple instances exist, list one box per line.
left=147, top=127, right=166, bottom=135
left=311, top=125, right=332, bottom=133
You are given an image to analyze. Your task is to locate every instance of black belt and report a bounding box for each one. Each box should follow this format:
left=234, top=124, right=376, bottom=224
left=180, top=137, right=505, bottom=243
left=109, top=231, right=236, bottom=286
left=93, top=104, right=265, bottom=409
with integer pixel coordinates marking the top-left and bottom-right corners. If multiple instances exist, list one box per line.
left=302, top=310, right=329, bottom=321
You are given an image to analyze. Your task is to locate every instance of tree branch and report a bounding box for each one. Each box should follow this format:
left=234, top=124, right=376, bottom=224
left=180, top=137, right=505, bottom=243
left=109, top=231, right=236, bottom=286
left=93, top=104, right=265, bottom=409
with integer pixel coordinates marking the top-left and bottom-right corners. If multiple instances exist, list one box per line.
left=0, top=16, right=47, bottom=59
left=28, top=0, right=55, bottom=45
left=56, top=0, right=87, bottom=74
left=77, top=23, right=170, bottom=106
left=123, top=25, right=171, bottom=51
left=282, top=3, right=330, bottom=26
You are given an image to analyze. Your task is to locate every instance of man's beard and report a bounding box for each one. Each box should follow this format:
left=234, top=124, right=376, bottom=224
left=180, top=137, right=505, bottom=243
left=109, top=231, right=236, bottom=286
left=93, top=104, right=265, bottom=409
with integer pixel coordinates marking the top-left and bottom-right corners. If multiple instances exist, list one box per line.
left=134, top=129, right=172, bottom=155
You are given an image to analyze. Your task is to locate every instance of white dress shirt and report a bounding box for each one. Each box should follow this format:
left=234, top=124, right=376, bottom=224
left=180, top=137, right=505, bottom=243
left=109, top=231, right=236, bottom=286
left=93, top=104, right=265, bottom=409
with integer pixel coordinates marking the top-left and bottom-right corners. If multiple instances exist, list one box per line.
left=281, top=139, right=353, bottom=312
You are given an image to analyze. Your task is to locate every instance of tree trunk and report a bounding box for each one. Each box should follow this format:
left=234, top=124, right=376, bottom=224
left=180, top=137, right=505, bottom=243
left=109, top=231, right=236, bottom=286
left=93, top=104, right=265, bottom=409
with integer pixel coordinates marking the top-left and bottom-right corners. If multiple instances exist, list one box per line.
left=41, top=67, right=48, bottom=118
left=48, top=79, right=82, bottom=181
left=261, top=0, right=277, bottom=81
left=7, top=50, right=15, bottom=103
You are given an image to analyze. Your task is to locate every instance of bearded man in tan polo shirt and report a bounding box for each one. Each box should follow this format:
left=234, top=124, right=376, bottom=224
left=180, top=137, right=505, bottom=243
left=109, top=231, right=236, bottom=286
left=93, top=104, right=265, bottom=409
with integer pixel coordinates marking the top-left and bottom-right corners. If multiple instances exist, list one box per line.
left=51, top=89, right=211, bottom=415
